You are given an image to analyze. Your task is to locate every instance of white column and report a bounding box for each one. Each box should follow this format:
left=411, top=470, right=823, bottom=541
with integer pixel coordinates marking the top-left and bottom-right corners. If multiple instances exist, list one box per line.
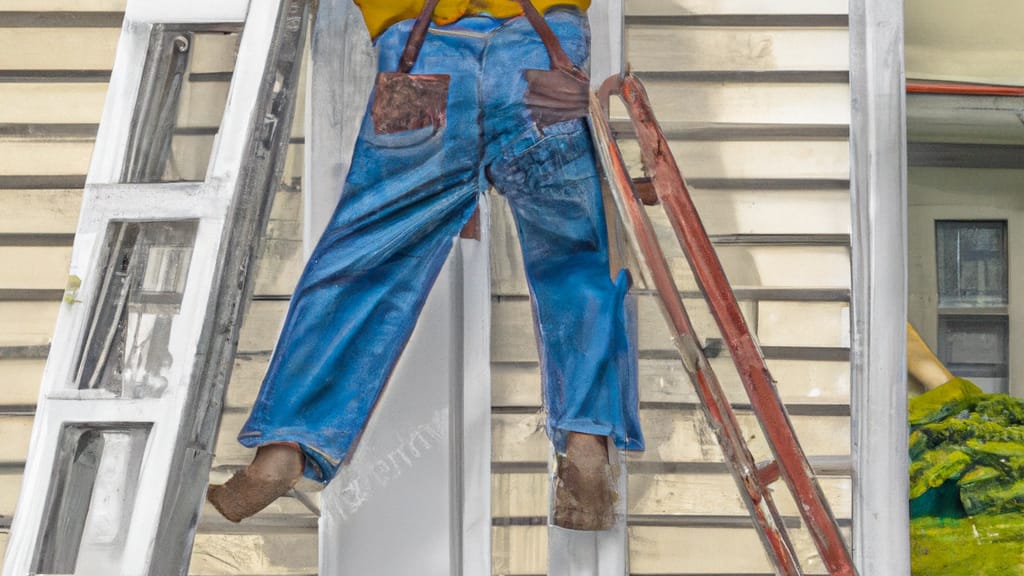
left=849, top=0, right=910, bottom=573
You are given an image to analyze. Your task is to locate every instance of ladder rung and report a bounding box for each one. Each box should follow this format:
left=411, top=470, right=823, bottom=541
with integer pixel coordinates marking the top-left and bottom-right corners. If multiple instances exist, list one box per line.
left=632, top=177, right=658, bottom=205
left=756, top=460, right=781, bottom=485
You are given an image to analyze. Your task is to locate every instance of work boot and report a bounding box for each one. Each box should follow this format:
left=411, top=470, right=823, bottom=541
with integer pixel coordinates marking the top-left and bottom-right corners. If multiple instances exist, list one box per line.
left=553, top=432, right=616, bottom=531
left=207, top=443, right=304, bottom=523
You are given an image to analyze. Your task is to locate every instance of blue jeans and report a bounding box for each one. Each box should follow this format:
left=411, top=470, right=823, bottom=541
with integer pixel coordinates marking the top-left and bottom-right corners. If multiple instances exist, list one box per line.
left=239, top=9, right=644, bottom=482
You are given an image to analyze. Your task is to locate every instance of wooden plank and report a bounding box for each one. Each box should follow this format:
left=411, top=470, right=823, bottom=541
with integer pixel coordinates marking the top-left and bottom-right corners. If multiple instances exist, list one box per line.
left=491, top=410, right=849, bottom=465
left=690, top=188, right=851, bottom=236
left=188, top=32, right=242, bottom=75
left=626, top=27, right=848, bottom=72
left=174, top=81, right=232, bottom=129
left=491, top=291, right=849, bottom=363
left=0, top=136, right=302, bottom=182
left=224, top=354, right=270, bottom=410
left=0, top=301, right=59, bottom=347
left=0, top=186, right=297, bottom=237
left=0, top=139, right=94, bottom=176
left=189, top=533, right=316, bottom=576
left=0, top=83, right=108, bottom=124
left=492, top=524, right=846, bottom=575
left=629, top=473, right=852, bottom=519
left=0, top=358, right=43, bottom=406
left=628, top=524, right=842, bottom=574
left=616, top=139, right=849, bottom=182
left=0, top=246, right=70, bottom=290
left=632, top=357, right=852, bottom=406
left=490, top=190, right=851, bottom=296
left=491, top=525, right=547, bottom=576
left=492, top=357, right=852, bottom=408
left=0, top=190, right=83, bottom=234
left=251, top=239, right=303, bottom=296
left=0, top=29, right=238, bottom=74
left=0, top=414, right=32, bottom=464
left=0, top=473, right=21, bottom=517
left=0, top=28, right=119, bottom=71
left=237, top=301, right=286, bottom=355
left=616, top=81, right=851, bottom=126
left=0, top=0, right=127, bottom=11
left=213, top=412, right=256, bottom=466
left=625, top=0, right=848, bottom=16
left=757, top=301, right=849, bottom=348
left=492, top=472, right=851, bottom=520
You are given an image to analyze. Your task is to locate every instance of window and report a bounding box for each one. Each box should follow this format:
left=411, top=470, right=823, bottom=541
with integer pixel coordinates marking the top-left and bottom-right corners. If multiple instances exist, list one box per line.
left=73, top=220, right=199, bottom=398
left=935, top=220, right=1009, bottom=393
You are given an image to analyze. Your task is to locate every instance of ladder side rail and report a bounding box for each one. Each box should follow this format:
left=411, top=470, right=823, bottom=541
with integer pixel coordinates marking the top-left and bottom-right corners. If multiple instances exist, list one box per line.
left=151, top=1, right=312, bottom=572
left=588, top=89, right=803, bottom=576
left=3, top=1, right=310, bottom=574
left=616, top=73, right=857, bottom=576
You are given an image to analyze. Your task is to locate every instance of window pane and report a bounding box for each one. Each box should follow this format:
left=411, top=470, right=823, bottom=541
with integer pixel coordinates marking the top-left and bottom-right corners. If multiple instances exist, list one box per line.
left=936, top=220, right=1008, bottom=308
left=34, top=425, right=151, bottom=576
left=73, top=220, right=199, bottom=398
left=123, top=27, right=242, bottom=183
left=938, top=315, right=1009, bottom=393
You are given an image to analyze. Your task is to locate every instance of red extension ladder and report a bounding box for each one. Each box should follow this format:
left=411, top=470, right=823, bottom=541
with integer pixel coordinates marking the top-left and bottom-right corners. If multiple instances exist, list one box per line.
left=588, top=73, right=858, bottom=576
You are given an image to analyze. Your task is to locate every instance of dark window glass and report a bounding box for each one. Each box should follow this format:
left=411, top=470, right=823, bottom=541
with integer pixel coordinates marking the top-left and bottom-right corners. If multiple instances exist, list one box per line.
left=938, top=315, right=1009, bottom=394
left=936, top=221, right=1008, bottom=308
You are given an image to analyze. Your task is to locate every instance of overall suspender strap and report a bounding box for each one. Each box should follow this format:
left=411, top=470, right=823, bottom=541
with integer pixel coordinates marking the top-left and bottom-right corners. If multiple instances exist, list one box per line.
left=397, top=0, right=443, bottom=73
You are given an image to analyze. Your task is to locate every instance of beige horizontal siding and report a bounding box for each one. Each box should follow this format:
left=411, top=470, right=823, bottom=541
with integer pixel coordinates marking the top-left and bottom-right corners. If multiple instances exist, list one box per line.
left=0, top=84, right=109, bottom=124
left=492, top=411, right=849, bottom=465
left=627, top=27, right=848, bottom=72
left=626, top=0, right=848, bottom=15
left=615, top=139, right=849, bottom=181
left=493, top=358, right=852, bottom=407
left=0, top=301, right=60, bottom=346
left=0, top=359, right=43, bottom=405
left=494, top=524, right=849, bottom=575
left=0, top=28, right=119, bottom=71
left=0, top=190, right=83, bottom=233
left=617, top=81, right=852, bottom=125
left=2, top=0, right=126, bottom=11
left=0, top=415, right=33, bottom=465
left=492, top=472, right=851, bottom=519
left=492, top=296, right=848, bottom=361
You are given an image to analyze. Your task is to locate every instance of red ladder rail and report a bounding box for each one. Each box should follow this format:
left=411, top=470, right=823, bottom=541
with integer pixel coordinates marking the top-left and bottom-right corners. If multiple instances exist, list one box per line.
left=588, top=73, right=857, bottom=576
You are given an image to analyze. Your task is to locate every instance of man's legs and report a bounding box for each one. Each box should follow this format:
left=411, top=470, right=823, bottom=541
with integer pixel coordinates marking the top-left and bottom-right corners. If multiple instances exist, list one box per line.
left=209, top=19, right=487, bottom=521
left=482, top=10, right=643, bottom=529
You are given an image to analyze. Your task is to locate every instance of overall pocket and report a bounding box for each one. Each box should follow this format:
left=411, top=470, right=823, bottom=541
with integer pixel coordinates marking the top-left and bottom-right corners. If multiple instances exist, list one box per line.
left=370, top=72, right=450, bottom=134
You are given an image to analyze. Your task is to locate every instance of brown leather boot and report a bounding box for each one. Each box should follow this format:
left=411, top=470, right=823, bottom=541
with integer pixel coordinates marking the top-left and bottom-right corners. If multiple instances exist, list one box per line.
left=207, top=443, right=304, bottom=523
left=553, top=432, right=616, bottom=531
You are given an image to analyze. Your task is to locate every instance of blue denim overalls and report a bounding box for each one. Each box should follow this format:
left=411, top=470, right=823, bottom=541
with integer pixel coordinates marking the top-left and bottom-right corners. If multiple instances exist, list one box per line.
left=238, top=8, right=644, bottom=482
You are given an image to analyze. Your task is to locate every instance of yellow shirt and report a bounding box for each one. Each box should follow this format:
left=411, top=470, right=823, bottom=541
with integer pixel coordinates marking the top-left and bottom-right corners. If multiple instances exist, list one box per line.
left=355, top=0, right=590, bottom=40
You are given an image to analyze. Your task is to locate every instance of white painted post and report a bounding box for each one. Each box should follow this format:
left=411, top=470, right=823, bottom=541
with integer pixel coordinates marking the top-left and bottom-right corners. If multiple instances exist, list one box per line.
left=849, top=0, right=911, bottom=573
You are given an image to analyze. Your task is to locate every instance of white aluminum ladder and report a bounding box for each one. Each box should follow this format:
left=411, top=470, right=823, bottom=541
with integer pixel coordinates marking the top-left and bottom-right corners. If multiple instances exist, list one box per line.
left=2, top=1, right=309, bottom=574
